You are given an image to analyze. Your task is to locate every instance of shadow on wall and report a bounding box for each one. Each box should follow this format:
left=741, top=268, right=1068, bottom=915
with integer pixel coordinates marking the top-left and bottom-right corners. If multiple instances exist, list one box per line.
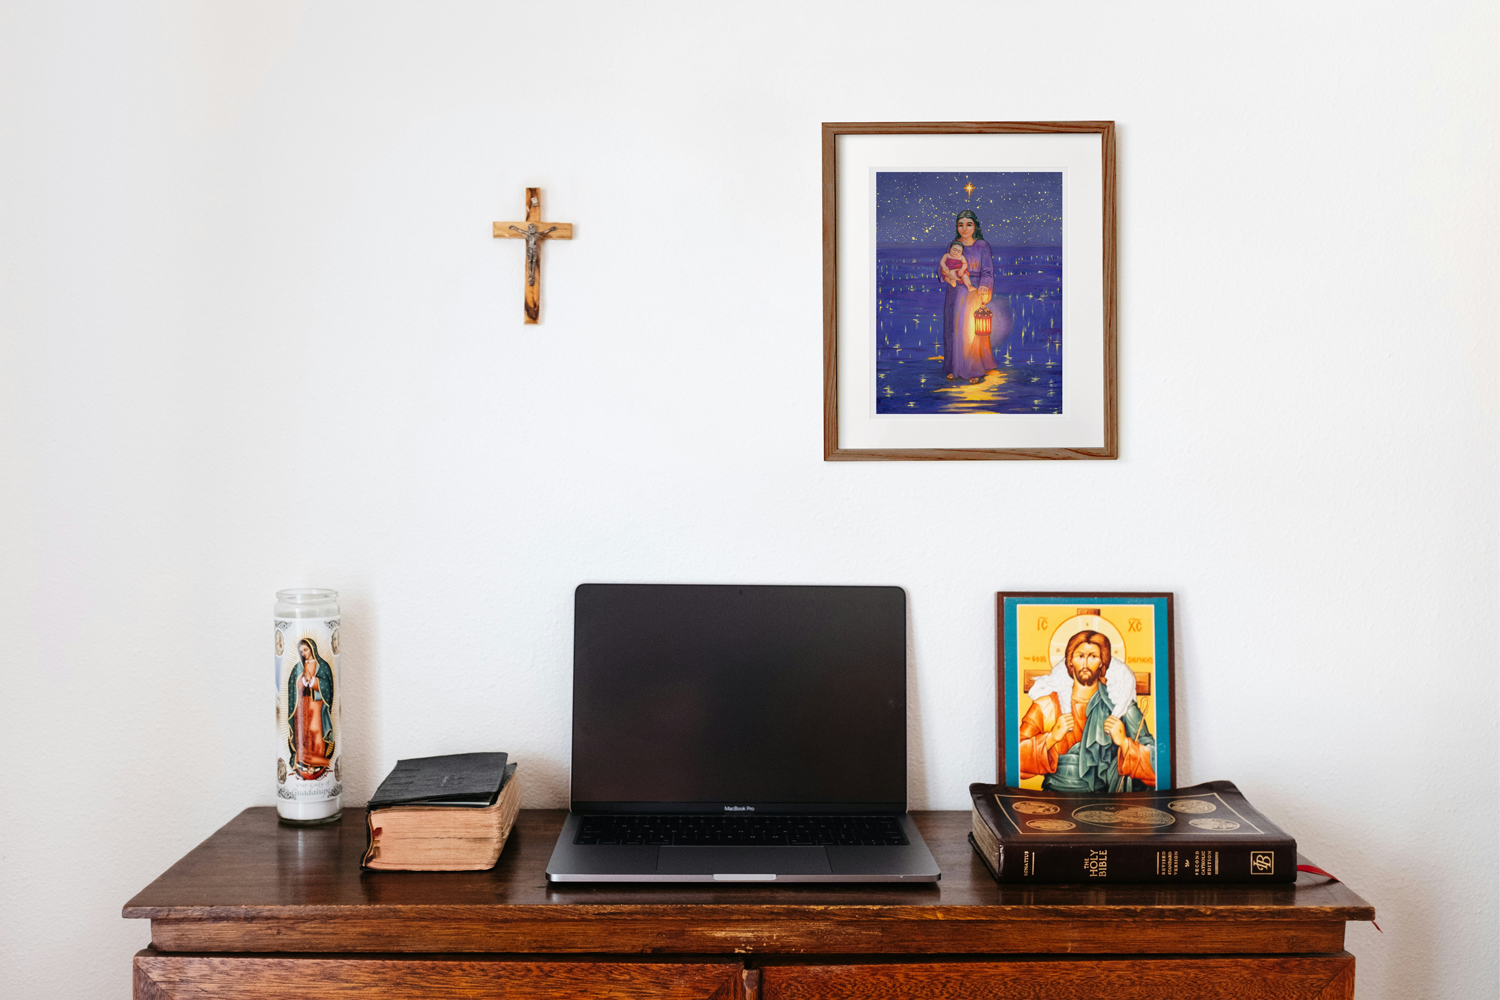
left=336, top=587, right=383, bottom=806
left=522, top=756, right=570, bottom=810
left=907, top=600, right=928, bottom=809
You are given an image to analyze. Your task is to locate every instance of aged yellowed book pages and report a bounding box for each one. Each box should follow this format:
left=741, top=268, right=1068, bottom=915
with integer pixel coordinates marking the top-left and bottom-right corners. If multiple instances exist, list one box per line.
left=363, top=772, right=521, bottom=871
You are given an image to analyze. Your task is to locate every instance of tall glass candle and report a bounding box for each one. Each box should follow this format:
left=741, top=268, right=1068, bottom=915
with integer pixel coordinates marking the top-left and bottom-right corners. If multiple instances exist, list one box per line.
left=274, top=588, right=342, bottom=824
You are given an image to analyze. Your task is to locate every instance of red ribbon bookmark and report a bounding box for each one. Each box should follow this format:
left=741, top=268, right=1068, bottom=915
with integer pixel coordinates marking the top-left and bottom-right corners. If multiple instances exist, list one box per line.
left=1297, top=865, right=1381, bottom=933
left=1296, top=863, right=1338, bottom=880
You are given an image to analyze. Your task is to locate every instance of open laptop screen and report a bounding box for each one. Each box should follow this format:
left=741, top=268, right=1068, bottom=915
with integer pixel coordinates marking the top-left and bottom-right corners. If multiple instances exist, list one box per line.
left=572, top=584, right=907, bottom=813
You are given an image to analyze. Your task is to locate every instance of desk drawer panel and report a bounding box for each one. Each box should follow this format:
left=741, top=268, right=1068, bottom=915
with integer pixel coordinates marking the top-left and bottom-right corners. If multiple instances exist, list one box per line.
left=760, top=954, right=1354, bottom=1000
left=133, top=952, right=746, bottom=1000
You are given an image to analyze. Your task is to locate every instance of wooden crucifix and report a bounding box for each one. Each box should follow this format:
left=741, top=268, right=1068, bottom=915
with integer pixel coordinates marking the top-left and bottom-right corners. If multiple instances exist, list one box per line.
left=492, top=188, right=573, bottom=324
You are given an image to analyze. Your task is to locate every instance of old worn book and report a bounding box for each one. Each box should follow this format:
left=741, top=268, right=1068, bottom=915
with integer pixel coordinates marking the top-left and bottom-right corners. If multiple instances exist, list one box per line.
left=969, top=779, right=1296, bottom=883
left=363, top=757, right=519, bottom=871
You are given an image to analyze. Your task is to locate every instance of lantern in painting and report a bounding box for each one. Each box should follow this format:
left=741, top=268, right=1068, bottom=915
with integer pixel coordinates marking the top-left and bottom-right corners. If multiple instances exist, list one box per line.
left=973, top=303, right=993, bottom=338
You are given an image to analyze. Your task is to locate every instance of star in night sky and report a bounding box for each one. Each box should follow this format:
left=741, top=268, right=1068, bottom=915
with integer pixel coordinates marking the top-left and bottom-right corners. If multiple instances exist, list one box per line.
left=876, top=172, right=1062, bottom=246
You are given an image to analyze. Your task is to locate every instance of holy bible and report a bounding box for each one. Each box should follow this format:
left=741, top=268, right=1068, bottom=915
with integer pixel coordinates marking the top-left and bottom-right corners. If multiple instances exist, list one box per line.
left=970, top=779, right=1297, bottom=883
left=362, top=753, right=520, bottom=871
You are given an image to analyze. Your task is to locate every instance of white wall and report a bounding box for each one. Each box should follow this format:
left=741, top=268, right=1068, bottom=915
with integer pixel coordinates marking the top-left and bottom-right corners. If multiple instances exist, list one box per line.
left=1, top=1, right=1494, bottom=996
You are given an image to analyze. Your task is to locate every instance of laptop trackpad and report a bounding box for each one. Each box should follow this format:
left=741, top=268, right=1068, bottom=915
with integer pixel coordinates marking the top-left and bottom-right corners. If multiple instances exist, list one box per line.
left=656, top=846, right=831, bottom=876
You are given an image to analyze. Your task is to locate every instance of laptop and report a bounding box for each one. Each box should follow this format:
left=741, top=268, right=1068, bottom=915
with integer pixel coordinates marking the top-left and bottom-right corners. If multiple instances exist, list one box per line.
left=545, top=583, right=941, bottom=883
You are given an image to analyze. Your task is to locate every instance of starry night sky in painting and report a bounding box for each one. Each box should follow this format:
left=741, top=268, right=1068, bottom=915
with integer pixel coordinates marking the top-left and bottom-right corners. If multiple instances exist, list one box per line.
left=876, top=172, right=1061, bottom=246
left=874, top=170, right=1063, bottom=414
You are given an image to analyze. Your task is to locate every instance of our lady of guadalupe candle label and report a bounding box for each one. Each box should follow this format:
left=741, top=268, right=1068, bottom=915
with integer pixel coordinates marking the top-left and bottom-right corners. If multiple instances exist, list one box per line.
left=274, top=618, right=343, bottom=803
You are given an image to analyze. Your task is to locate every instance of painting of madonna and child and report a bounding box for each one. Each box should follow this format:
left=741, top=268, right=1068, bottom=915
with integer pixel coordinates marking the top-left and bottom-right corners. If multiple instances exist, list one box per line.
left=998, top=595, right=1175, bottom=793
left=875, top=171, right=1061, bottom=414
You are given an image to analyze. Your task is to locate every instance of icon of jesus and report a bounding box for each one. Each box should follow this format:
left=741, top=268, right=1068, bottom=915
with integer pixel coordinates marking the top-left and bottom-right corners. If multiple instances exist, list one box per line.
left=1017, top=629, right=1156, bottom=792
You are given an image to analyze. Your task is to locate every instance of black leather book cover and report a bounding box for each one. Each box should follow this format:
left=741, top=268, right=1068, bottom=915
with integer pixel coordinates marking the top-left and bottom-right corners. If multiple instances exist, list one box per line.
left=970, top=779, right=1297, bottom=883
left=368, top=752, right=509, bottom=808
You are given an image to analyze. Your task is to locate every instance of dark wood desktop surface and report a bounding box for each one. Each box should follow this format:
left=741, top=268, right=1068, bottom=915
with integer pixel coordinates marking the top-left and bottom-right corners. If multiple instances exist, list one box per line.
left=125, top=807, right=1373, bottom=956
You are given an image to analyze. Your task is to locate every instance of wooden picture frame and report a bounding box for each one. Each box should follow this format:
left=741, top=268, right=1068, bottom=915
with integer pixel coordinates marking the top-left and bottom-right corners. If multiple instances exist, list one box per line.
left=996, top=592, right=1175, bottom=791
left=822, top=122, right=1117, bottom=460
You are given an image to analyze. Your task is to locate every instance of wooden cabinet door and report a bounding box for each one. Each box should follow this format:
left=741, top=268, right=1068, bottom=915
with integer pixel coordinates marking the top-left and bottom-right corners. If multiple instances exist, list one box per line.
left=134, top=952, right=746, bottom=1000
left=760, top=954, right=1355, bottom=1000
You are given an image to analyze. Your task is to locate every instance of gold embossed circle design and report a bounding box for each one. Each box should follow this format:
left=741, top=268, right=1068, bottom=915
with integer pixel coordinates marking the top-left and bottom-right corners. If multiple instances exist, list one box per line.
left=1026, top=819, right=1077, bottom=831
left=1168, top=799, right=1216, bottom=814
left=1073, top=804, right=1176, bottom=827
left=1189, top=817, right=1241, bottom=831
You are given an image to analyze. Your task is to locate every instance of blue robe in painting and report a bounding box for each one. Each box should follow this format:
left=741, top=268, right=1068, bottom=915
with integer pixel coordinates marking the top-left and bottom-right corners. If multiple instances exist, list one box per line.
left=938, top=239, right=995, bottom=380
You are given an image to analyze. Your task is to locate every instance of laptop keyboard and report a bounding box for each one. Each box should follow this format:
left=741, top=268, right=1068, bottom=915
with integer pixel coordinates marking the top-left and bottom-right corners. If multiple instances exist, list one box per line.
left=574, top=814, right=909, bottom=846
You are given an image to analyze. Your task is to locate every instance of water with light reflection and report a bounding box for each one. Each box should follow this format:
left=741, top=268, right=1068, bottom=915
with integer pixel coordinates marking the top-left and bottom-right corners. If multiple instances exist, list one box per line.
left=876, top=245, right=1062, bottom=415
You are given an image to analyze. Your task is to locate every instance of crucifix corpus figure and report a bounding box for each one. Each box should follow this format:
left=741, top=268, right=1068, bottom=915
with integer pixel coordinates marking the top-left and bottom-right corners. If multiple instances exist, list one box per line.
left=492, top=187, right=573, bottom=324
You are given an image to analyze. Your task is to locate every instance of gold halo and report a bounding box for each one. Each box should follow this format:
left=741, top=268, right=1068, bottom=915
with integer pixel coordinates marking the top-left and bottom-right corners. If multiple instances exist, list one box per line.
left=1048, top=613, right=1127, bottom=668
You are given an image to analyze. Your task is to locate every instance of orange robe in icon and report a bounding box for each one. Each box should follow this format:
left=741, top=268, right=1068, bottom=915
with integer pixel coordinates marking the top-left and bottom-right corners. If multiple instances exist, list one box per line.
left=1018, top=691, right=1155, bottom=788
left=292, top=674, right=331, bottom=775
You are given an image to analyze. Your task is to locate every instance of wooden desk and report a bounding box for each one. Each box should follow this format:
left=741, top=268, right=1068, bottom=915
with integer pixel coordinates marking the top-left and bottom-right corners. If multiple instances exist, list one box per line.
left=124, top=808, right=1374, bottom=999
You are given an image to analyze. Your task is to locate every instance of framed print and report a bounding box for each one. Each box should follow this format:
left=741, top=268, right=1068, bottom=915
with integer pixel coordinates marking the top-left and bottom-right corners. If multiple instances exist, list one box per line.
left=996, top=593, right=1174, bottom=791
left=822, top=122, right=1117, bottom=460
